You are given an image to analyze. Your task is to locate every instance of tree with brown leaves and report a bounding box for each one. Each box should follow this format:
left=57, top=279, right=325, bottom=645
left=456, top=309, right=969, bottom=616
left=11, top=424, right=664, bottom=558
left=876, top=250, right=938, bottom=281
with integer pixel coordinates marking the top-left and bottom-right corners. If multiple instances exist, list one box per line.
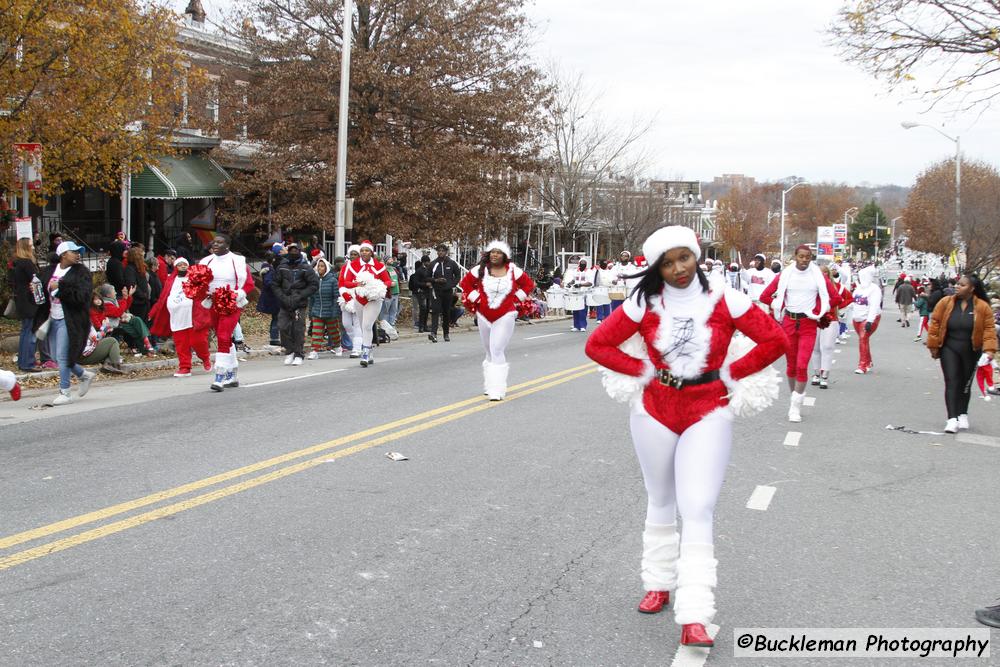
left=903, top=157, right=1000, bottom=272
left=223, top=0, right=547, bottom=245
left=715, top=183, right=782, bottom=262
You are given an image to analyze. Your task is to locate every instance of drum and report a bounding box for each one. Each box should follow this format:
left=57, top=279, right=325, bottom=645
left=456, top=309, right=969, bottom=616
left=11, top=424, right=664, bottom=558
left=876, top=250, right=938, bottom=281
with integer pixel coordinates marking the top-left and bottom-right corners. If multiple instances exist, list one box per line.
left=608, top=286, right=627, bottom=301
left=545, top=287, right=565, bottom=309
left=564, top=291, right=586, bottom=311
left=589, top=286, right=611, bottom=306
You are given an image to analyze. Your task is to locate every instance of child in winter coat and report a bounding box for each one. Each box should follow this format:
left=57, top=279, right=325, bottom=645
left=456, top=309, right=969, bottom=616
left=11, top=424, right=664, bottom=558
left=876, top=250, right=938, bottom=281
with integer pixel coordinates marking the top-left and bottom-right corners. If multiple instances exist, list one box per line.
left=307, top=258, right=342, bottom=359
left=92, top=284, right=154, bottom=356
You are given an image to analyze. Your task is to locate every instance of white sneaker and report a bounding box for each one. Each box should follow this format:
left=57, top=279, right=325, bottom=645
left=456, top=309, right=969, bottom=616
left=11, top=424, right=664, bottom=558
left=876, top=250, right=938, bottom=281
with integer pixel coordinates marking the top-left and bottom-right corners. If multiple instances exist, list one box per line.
left=985, top=394, right=992, bottom=402
left=77, top=370, right=96, bottom=397
left=173, top=371, right=192, bottom=378
left=332, top=347, right=344, bottom=357
left=957, top=414, right=970, bottom=430
left=291, top=356, right=303, bottom=366
left=306, top=351, right=319, bottom=360
left=283, top=353, right=295, bottom=365
left=349, top=350, right=360, bottom=358
left=944, top=418, right=959, bottom=433
left=51, top=391, right=73, bottom=406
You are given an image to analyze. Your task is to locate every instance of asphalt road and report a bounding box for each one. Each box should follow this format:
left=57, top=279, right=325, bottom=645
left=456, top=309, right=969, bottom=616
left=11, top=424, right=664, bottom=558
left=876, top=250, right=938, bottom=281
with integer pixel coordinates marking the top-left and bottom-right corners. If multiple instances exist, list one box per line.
left=0, top=303, right=997, bottom=666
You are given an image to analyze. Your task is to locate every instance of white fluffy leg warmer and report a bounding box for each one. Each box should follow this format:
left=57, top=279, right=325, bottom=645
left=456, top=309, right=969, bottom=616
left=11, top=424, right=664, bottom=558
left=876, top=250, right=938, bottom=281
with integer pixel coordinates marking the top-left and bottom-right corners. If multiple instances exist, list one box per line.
left=673, top=542, right=718, bottom=626
left=641, top=522, right=679, bottom=592
left=0, top=369, right=16, bottom=392
left=485, top=362, right=509, bottom=400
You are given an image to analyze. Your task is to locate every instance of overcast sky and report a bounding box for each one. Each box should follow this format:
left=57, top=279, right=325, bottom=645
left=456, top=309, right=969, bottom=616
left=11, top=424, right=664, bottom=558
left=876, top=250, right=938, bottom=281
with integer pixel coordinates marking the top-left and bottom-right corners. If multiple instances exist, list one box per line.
left=190, top=0, right=1000, bottom=187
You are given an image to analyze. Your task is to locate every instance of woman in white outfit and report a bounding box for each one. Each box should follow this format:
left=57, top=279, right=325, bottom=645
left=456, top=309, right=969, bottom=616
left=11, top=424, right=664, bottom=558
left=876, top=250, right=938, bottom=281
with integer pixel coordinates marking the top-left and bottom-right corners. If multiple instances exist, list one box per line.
left=339, top=240, right=393, bottom=367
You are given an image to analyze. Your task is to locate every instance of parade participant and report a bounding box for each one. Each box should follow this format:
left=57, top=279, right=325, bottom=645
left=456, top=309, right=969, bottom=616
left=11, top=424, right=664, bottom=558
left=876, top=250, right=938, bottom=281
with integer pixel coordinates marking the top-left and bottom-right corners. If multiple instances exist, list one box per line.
left=339, top=240, right=393, bottom=366
left=459, top=240, right=536, bottom=401
left=33, top=241, right=96, bottom=405
left=565, top=258, right=594, bottom=332
left=0, top=370, right=21, bottom=401
left=743, top=254, right=775, bottom=305
left=585, top=226, right=786, bottom=648
left=810, top=265, right=852, bottom=389
left=339, top=245, right=362, bottom=357
left=976, top=353, right=996, bottom=401
left=610, top=251, right=638, bottom=311
left=831, top=264, right=852, bottom=342
left=850, top=266, right=883, bottom=375
left=198, top=234, right=255, bottom=391
left=725, top=262, right=743, bottom=291
left=150, top=258, right=211, bottom=377
left=760, top=245, right=840, bottom=422
left=770, top=259, right=783, bottom=275
left=926, top=274, right=997, bottom=433
left=914, top=287, right=930, bottom=342
left=593, top=260, right=615, bottom=323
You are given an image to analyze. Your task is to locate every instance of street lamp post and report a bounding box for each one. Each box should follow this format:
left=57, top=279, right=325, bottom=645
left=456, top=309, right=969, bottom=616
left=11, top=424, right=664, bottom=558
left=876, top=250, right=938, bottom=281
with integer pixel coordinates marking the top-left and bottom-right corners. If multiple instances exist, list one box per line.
left=333, top=0, right=354, bottom=257
left=901, top=121, right=962, bottom=267
left=780, top=181, right=809, bottom=262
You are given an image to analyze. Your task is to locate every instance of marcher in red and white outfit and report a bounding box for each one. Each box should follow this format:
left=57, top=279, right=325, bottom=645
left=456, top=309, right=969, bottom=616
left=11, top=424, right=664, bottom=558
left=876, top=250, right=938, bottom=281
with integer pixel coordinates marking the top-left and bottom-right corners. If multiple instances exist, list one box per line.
left=459, top=240, right=535, bottom=400
left=585, top=226, right=787, bottom=648
left=149, top=257, right=212, bottom=377
left=809, top=264, right=853, bottom=389
left=851, top=265, right=883, bottom=374
left=199, top=235, right=254, bottom=391
left=760, top=245, right=840, bottom=422
left=338, top=240, right=393, bottom=367
left=742, top=253, right=774, bottom=307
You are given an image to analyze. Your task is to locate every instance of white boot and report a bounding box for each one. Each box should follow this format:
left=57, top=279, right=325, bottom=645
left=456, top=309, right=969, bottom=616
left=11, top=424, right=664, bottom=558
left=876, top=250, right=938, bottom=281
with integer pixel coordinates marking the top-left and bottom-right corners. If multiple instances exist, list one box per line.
left=485, top=362, right=509, bottom=401
left=788, top=391, right=804, bottom=423
left=673, top=542, right=718, bottom=626
left=641, top=523, right=679, bottom=592
left=482, top=360, right=490, bottom=396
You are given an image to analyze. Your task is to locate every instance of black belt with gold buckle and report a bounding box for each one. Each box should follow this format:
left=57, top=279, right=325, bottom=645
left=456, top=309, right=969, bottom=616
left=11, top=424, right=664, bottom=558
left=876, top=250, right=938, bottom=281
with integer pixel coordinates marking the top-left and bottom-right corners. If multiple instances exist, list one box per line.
left=786, top=311, right=808, bottom=320
left=658, top=369, right=721, bottom=389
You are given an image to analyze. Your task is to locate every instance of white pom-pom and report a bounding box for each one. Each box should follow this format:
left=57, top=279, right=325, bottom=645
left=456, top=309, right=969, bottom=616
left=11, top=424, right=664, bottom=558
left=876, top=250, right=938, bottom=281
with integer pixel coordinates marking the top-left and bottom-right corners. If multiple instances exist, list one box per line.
left=341, top=297, right=356, bottom=314
left=720, top=334, right=780, bottom=417
left=355, top=272, right=388, bottom=300
left=599, top=333, right=652, bottom=404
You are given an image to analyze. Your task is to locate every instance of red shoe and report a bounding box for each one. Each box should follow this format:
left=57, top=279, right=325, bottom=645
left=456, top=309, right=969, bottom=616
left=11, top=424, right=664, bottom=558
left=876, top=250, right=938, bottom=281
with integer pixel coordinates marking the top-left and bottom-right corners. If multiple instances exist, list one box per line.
left=680, top=623, right=713, bottom=647
left=637, top=590, right=670, bottom=613
left=10, top=383, right=21, bottom=401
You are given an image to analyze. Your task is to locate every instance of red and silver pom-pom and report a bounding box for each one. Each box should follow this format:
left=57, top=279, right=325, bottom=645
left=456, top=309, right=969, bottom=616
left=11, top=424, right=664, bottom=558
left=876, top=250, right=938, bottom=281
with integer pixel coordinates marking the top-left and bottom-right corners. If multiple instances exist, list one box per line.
left=182, top=264, right=213, bottom=302
left=212, top=285, right=238, bottom=315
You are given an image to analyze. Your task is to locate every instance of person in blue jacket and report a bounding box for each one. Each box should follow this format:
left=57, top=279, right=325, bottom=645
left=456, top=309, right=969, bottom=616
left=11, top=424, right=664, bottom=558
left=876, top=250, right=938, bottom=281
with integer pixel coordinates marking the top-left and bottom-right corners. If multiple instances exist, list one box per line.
left=307, top=258, right=343, bottom=358
left=256, top=244, right=285, bottom=346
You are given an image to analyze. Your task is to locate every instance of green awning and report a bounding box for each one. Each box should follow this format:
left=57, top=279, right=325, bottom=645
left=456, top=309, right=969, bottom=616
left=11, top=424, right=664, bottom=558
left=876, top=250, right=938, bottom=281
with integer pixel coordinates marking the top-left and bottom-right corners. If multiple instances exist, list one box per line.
left=131, top=154, right=231, bottom=199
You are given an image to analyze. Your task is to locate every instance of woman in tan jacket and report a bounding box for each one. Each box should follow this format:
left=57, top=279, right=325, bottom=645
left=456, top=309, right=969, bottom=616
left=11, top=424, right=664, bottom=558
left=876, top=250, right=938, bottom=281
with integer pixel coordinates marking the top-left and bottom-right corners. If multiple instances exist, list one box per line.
left=926, top=274, right=998, bottom=433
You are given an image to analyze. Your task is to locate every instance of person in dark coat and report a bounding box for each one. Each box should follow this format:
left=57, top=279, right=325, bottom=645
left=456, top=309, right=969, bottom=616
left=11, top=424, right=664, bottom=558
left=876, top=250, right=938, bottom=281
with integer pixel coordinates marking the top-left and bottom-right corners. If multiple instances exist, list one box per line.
left=427, top=245, right=461, bottom=342
left=34, top=241, right=95, bottom=405
left=123, top=246, right=151, bottom=323
left=271, top=243, right=319, bottom=364
left=410, top=255, right=432, bottom=332
left=105, top=240, right=127, bottom=295
left=256, top=247, right=284, bottom=346
left=11, top=238, right=41, bottom=371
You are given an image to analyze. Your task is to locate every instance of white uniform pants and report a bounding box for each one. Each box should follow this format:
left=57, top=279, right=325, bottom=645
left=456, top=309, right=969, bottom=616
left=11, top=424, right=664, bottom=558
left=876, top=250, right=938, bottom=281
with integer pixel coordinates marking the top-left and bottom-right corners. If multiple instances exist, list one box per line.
left=810, top=323, right=839, bottom=373
left=0, top=369, right=15, bottom=392
left=629, top=410, right=732, bottom=544
left=477, top=311, right=517, bottom=364
left=360, top=299, right=383, bottom=348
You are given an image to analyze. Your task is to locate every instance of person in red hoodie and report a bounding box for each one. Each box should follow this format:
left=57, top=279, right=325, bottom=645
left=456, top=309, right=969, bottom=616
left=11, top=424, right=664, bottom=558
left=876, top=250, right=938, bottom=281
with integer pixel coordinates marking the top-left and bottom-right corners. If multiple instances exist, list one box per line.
left=459, top=240, right=535, bottom=400
left=149, top=257, right=211, bottom=377
left=585, top=226, right=787, bottom=649
left=155, top=248, right=177, bottom=285
left=759, top=246, right=842, bottom=422
left=338, top=240, right=392, bottom=367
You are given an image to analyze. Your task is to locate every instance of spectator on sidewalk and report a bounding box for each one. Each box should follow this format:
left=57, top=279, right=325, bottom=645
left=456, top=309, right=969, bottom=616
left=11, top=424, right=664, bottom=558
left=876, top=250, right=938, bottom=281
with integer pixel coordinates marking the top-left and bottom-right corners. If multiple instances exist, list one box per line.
left=124, top=246, right=152, bottom=325
left=410, top=255, right=432, bottom=332
left=308, top=258, right=342, bottom=359
left=256, top=246, right=284, bottom=347
left=155, top=248, right=177, bottom=285
left=34, top=242, right=96, bottom=406
left=93, top=284, right=154, bottom=356
left=79, top=308, right=125, bottom=374
left=146, top=257, right=163, bottom=307
left=427, top=245, right=461, bottom=342
left=105, top=240, right=127, bottom=295
left=895, top=277, right=916, bottom=327
left=272, top=243, right=319, bottom=366
left=10, top=237, right=42, bottom=372
left=381, top=256, right=402, bottom=328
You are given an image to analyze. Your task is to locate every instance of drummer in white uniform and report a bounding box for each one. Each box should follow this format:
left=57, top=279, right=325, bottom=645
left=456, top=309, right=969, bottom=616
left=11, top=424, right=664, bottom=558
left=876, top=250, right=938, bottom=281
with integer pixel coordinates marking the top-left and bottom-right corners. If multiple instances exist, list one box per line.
left=609, top=251, right=636, bottom=312
left=565, top=258, right=594, bottom=332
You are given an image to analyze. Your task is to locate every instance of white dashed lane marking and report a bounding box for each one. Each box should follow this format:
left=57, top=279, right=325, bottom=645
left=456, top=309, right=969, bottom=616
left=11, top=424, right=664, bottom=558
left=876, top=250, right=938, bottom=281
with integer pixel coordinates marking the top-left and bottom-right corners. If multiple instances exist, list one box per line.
left=524, top=333, right=567, bottom=340
left=746, top=486, right=777, bottom=511
left=243, top=368, right=347, bottom=387
left=783, top=431, right=802, bottom=447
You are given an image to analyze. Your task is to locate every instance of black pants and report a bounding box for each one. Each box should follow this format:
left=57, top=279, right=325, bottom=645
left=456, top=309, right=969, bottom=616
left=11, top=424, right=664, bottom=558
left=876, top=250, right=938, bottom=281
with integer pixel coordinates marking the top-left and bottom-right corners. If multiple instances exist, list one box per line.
left=414, top=292, right=430, bottom=331
left=940, top=343, right=978, bottom=418
left=429, top=290, right=452, bottom=336
left=278, top=307, right=308, bottom=357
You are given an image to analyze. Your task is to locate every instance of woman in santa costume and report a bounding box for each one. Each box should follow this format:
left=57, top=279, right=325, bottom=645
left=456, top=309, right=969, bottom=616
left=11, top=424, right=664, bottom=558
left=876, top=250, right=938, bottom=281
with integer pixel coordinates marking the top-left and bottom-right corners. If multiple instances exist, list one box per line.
left=198, top=234, right=255, bottom=392
left=339, top=245, right=362, bottom=358
left=338, top=239, right=393, bottom=367
left=759, top=245, right=841, bottom=422
left=585, top=226, right=787, bottom=648
left=809, top=264, right=852, bottom=389
left=459, top=240, right=535, bottom=401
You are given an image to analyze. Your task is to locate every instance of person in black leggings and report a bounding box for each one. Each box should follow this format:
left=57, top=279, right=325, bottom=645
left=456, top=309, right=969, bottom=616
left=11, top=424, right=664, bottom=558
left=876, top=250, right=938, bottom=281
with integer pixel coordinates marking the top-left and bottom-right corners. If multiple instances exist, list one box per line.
left=928, top=274, right=995, bottom=433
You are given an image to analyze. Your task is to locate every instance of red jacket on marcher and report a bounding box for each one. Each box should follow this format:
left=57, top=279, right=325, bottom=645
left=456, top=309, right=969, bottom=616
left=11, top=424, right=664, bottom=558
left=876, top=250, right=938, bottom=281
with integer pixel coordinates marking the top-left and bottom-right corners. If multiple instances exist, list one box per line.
left=459, top=262, right=535, bottom=322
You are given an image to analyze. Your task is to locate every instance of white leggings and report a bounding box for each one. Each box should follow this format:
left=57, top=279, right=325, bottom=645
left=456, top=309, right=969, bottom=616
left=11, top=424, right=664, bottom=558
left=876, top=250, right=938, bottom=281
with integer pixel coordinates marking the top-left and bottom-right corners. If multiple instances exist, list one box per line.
left=359, top=299, right=383, bottom=348
left=0, top=369, right=15, bottom=392
left=810, top=323, right=839, bottom=373
left=629, top=411, right=732, bottom=544
left=477, top=311, right=517, bottom=364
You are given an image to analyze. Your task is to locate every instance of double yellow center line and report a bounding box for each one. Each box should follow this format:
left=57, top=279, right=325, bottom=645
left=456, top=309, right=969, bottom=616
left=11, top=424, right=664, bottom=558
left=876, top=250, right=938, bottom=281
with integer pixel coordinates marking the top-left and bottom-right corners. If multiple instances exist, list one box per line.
left=0, top=362, right=597, bottom=571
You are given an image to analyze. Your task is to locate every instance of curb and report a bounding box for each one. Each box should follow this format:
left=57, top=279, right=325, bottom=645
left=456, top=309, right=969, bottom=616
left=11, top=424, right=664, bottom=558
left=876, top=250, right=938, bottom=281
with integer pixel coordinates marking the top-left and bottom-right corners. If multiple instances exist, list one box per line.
left=13, top=314, right=574, bottom=383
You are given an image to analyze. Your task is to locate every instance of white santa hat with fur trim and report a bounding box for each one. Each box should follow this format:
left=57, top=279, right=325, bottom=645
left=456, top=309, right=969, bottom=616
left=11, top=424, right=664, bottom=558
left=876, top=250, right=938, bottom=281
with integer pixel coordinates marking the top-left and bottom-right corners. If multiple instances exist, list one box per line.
left=641, top=225, right=701, bottom=265
left=484, top=240, right=512, bottom=258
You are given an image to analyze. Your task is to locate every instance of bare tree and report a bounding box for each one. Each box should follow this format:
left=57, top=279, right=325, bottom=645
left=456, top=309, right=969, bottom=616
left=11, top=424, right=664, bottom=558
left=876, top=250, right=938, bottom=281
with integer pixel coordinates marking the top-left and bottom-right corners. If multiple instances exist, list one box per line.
left=600, top=172, right=664, bottom=254
left=538, top=66, right=654, bottom=249
left=830, top=0, right=1000, bottom=111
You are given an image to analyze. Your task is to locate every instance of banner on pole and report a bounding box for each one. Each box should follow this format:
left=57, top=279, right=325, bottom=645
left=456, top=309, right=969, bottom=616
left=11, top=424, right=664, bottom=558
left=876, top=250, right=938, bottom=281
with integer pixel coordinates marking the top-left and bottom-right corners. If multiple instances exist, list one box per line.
left=15, top=217, right=32, bottom=239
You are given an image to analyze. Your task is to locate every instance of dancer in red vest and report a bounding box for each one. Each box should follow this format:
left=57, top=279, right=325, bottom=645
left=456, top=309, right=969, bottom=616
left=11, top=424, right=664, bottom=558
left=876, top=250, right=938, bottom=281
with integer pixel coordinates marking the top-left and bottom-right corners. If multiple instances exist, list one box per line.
left=759, top=245, right=841, bottom=422
left=459, top=240, right=535, bottom=400
left=338, top=240, right=392, bottom=367
left=586, top=226, right=787, bottom=648
left=199, top=234, right=254, bottom=391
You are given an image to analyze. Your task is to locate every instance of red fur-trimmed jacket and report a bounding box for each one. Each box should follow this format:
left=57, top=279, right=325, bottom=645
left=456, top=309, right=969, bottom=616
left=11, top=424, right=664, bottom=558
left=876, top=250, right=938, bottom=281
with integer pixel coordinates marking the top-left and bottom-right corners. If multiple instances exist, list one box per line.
left=585, top=284, right=788, bottom=433
left=758, top=269, right=842, bottom=319
left=339, top=257, right=392, bottom=306
left=459, top=262, right=536, bottom=322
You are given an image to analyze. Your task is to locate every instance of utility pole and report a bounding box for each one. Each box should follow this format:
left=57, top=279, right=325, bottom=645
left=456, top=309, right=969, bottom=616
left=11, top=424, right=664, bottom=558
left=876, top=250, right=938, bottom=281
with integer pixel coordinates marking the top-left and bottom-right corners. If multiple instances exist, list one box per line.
left=333, top=0, right=353, bottom=258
